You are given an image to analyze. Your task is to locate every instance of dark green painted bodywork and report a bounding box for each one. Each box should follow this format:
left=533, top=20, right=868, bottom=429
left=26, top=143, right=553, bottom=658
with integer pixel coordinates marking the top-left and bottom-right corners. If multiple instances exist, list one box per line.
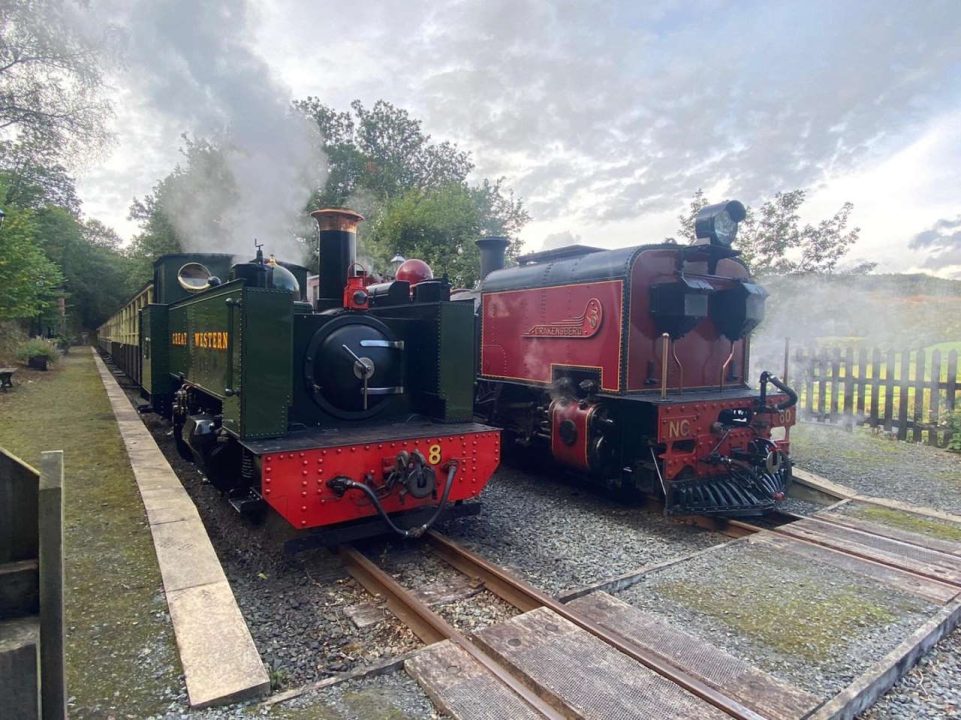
left=167, top=280, right=293, bottom=440
left=141, top=254, right=476, bottom=447
left=168, top=281, right=240, bottom=397
left=152, top=254, right=234, bottom=305
left=237, top=288, right=293, bottom=438
left=141, top=304, right=169, bottom=402
left=371, top=301, right=475, bottom=422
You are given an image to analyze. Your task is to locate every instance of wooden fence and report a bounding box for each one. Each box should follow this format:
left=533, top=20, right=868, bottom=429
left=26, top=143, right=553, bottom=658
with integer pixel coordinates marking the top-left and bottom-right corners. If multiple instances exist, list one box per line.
left=0, top=448, right=65, bottom=720
left=792, top=345, right=960, bottom=446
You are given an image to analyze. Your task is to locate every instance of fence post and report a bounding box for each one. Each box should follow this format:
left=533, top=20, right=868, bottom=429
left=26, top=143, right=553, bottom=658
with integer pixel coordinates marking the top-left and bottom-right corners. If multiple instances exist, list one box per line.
left=829, top=347, right=841, bottom=423
left=843, top=347, right=855, bottom=422
left=870, top=348, right=881, bottom=430
left=856, top=347, right=867, bottom=419
left=884, top=350, right=896, bottom=432
left=930, top=350, right=942, bottom=447
left=913, top=348, right=926, bottom=443
left=817, top=349, right=828, bottom=420
left=897, top=350, right=911, bottom=441
left=800, top=347, right=813, bottom=418
left=38, top=451, right=64, bottom=720
left=946, top=350, right=958, bottom=445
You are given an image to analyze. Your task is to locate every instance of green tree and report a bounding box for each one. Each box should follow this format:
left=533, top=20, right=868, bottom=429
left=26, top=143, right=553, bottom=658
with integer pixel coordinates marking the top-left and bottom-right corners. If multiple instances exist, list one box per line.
left=34, top=206, right=135, bottom=330
left=368, top=184, right=482, bottom=287
left=0, top=194, right=62, bottom=321
left=0, top=151, right=134, bottom=332
left=671, top=189, right=866, bottom=275
left=296, top=98, right=529, bottom=277
left=0, top=140, right=81, bottom=212
left=0, top=0, right=112, bottom=159
left=296, top=98, right=474, bottom=207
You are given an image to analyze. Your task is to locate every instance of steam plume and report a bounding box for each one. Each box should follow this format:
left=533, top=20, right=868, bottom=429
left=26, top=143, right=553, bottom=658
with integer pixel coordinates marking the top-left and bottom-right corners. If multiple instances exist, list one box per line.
left=78, top=0, right=328, bottom=262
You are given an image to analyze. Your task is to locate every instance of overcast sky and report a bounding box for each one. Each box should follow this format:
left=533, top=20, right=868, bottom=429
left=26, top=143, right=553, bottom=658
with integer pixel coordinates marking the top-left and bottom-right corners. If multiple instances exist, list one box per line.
left=73, top=0, right=961, bottom=276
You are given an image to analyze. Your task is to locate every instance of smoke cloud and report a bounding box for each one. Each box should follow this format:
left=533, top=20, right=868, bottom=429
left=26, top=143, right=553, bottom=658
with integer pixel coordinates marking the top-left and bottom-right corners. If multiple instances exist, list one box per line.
left=751, top=273, right=961, bottom=382
left=76, top=0, right=327, bottom=263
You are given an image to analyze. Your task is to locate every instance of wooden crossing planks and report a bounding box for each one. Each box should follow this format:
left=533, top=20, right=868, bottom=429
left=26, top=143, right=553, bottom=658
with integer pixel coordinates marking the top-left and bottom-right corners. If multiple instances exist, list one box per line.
left=473, top=607, right=730, bottom=719
left=567, top=591, right=820, bottom=720
left=812, top=511, right=961, bottom=558
left=409, top=498, right=961, bottom=720
left=749, top=534, right=958, bottom=605
left=777, top=516, right=961, bottom=586
left=405, top=641, right=546, bottom=720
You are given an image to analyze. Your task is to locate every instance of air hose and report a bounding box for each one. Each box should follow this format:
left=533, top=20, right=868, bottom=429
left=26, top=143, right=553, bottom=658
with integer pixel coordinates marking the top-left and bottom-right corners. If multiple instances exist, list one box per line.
left=758, top=371, right=798, bottom=411
left=328, top=460, right=459, bottom=539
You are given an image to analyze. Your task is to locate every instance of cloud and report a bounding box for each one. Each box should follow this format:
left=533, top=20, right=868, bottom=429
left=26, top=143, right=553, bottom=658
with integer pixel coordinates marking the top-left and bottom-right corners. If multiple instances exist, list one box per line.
left=380, top=0, right=961, bottom=223
left=909, top=216, right=961, bottom=271
left=70, top=0, right=961, bottom=275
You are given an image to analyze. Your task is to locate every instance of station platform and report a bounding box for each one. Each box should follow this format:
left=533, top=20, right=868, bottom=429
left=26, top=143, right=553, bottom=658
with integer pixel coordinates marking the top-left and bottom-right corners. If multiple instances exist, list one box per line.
left=91, top=350, right=269, bottom=707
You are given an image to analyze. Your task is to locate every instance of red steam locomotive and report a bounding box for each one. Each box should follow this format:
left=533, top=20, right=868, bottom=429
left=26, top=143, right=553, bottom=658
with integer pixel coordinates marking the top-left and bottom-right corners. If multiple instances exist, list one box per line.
left=463, top=200, right=797, bottom=516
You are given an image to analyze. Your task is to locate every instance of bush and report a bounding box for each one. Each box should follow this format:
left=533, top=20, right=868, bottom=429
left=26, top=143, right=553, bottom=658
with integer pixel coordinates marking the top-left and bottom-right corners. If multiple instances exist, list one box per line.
left=15, top=338, right=60, bottom=365
left=0, top=321, right=28, bottom=365
left=52, top=335, right=73, bottom=354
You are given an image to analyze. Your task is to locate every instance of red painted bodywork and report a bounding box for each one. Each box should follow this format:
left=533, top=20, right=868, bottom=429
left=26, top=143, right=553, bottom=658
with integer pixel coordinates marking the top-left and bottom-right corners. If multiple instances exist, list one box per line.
left=626, top=249, right=750, bottom=392
left=550, top=400, right=596, bottom=471
left=258, top=429, right=500, bottom=529
left=480, top=248, right=753, bottom=395
left=482, top=280, right=624, bottom=392
left=656, top=397, right=795, bottom=481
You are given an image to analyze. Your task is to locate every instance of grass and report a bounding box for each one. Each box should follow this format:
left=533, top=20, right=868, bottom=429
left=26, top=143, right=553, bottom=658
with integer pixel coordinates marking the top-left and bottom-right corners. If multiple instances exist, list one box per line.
left=0, top=351, right=182, bottom=718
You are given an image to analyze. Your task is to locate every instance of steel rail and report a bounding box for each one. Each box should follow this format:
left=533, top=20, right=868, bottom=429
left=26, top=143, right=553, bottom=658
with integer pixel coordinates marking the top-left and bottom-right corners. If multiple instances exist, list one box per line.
left=337, top=545, right=567, bottom=720
left=425, top=531, right=766, bottom=720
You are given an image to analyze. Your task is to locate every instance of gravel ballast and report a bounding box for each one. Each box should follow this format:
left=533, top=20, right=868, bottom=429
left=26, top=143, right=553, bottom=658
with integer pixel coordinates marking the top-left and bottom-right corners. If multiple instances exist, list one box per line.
left=181, top=669, right=440, bottom=720
left=441, top=463, right=728, bottom=595
left=105, top=343, right=961, bottom=720
left=792, top=422, right=961, bottom=513
left=118, top=364, right=733, bottom=716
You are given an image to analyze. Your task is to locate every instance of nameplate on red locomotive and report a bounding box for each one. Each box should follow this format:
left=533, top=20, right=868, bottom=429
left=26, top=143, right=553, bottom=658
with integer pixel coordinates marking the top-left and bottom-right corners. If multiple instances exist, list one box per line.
left=522, top=298, right=603, bottom=338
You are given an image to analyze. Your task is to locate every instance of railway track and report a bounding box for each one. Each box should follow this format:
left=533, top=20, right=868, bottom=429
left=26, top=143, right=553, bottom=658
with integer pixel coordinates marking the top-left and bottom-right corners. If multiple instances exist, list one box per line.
left=341, top=531, right=786, bottom=720
left=334, top=493, right=961, bottom=720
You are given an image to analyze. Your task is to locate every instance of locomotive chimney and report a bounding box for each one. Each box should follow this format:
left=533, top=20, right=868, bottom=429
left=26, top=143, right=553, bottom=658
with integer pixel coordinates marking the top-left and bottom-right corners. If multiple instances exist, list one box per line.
left=311, top=208, right=364, bottom=310
left=476, top=236, right=509, bottom=281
